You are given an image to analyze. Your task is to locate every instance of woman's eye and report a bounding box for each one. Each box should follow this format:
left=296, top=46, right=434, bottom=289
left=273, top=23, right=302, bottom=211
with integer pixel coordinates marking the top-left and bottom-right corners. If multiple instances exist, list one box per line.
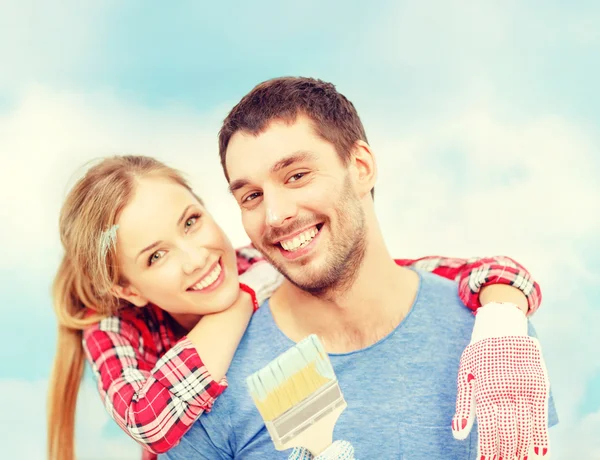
left=184, top=214, right=202, bottom=231
left=148, top=250, right=166, bottom=266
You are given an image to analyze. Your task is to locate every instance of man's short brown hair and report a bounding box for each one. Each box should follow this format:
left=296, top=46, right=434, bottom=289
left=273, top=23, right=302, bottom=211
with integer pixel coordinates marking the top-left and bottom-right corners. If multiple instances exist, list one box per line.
left=218, top=77, right=369, bottom=182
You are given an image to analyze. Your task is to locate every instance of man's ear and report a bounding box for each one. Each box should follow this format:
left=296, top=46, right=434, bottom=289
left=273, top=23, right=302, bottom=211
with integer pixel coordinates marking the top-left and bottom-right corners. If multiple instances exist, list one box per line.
left=112, top=283, right=149, bottom=308
left=349, top=140, right=377, bottom=198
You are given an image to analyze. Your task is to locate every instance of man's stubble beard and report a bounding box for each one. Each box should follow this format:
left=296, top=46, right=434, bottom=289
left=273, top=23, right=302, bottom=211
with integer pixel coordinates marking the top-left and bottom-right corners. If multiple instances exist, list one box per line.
left=258, top=175, right=367, bottom=299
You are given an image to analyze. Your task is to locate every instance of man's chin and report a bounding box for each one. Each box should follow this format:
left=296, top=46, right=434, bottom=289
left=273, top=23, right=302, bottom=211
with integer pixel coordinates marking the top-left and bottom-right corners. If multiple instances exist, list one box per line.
left=265, top=249, right=335, bottom=289
left=281, top=269, right=336, bottom=295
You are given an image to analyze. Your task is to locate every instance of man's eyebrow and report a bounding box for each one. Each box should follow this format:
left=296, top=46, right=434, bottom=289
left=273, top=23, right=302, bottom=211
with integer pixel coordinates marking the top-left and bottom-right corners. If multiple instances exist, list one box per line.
left=228, top=151, right=316, bottom=195
left=228, top=178, right=250, bottom=195
left=270, top=151, right=316, bottom=174
left=135, top=204, right=193, bottom=262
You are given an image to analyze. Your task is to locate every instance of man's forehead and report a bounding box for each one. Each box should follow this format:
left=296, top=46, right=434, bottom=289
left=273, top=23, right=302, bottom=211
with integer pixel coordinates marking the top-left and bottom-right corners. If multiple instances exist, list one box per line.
left=225, top=117, right=324, bottom=180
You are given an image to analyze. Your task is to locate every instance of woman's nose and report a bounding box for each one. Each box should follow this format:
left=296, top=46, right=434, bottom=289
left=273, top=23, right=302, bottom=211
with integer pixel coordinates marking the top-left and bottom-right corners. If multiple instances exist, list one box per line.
left=181, top=244, right=210, bottom=275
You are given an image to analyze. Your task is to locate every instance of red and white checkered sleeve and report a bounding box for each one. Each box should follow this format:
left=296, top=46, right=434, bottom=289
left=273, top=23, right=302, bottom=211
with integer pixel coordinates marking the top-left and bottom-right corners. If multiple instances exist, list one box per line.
left=235, top=244, right=265, bottom=275
left=82, top=316, right=227, bottom=455
left=395, top=255, right=542, bottom=315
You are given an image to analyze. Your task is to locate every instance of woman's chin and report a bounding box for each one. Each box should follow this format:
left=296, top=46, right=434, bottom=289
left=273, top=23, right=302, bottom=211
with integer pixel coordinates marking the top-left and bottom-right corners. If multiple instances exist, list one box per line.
left=205, top=285, right=240, bottom=313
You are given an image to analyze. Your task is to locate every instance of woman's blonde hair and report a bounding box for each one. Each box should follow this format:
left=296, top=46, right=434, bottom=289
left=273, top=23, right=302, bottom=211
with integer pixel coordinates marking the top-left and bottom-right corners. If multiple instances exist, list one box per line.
left=48, top=155, right=195, bottom=460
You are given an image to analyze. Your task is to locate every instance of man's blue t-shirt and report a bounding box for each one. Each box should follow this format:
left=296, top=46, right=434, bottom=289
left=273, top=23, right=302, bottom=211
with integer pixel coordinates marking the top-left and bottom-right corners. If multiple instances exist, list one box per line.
left=163, top=271, right=558, bottom=459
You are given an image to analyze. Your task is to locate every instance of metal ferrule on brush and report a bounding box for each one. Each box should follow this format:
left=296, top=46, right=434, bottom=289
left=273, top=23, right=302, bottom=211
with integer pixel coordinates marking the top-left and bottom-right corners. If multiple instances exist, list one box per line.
left=265, top=379, right=347, bottom=450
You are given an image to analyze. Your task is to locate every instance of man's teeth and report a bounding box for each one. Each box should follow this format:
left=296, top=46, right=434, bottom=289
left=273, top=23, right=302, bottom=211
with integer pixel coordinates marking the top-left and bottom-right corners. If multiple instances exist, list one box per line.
left=280, top=227, right=319, bottom=252
left=190, top=263, right=222, bottom=291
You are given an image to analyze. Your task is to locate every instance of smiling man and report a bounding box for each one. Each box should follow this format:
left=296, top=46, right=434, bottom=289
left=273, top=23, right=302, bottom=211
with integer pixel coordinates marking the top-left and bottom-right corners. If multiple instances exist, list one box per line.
left=163, top=77, right=557, bottom=460
left=227, top=134, right=367, bottom=300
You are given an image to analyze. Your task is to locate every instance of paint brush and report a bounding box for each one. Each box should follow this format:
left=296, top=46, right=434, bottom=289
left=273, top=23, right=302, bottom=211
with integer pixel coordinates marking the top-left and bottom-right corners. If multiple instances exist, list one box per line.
left=246, top=334, right=347, bottom=455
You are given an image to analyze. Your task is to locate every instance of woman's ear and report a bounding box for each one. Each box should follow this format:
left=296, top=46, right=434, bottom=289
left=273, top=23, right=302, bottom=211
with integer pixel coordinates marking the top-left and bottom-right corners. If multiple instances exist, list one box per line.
left=112, top=283, right=149, bottom=308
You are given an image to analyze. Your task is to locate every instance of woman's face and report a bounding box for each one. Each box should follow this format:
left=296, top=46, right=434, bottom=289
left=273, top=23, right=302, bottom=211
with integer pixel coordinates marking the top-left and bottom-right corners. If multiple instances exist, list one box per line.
left=114, top=175, right=240, bottom=326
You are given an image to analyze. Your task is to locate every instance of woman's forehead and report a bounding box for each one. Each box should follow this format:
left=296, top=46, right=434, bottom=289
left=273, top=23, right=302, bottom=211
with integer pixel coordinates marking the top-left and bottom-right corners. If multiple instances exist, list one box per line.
left=116, top=178, right=202, bottom=256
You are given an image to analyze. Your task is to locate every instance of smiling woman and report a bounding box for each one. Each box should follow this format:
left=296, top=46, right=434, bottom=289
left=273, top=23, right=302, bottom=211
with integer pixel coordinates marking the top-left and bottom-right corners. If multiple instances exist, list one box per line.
left=111, top=175, right=242, bottom=324
left=47, top=155, right=282, bottom=460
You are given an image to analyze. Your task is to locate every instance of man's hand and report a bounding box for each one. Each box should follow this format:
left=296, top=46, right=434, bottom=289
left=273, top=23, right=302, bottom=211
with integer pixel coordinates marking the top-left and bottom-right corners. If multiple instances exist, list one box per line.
left=288, top=441, right=355, bottom=460
left=452, top=302, right=550, bottom=459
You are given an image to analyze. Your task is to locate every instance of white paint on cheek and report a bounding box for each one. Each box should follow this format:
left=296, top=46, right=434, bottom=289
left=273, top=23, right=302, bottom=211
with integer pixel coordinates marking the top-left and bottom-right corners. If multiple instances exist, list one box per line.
left=267, top=208, right=279, bottom=223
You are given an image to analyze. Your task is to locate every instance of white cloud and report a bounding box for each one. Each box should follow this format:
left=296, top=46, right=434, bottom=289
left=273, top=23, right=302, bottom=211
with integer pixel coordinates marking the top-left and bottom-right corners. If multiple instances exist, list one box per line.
left=0, top=379, right=139, bottom=460
left=0, top=85, right=248, bottom=279
left=358, top=1, right=599, bottom=74
left=370, top=101, right=600, bottom=266
left=0, top=1, right=118, bottom=92
left=553, top=409, right=600, bottom=459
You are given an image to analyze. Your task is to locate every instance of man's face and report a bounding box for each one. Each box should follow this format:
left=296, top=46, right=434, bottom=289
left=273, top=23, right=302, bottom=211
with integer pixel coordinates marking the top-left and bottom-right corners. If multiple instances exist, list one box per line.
left=226, top=115, right=367, bottom=295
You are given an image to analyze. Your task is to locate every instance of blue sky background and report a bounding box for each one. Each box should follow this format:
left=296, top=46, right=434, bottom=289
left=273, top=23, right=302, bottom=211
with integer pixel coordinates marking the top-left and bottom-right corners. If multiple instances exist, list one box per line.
left=0, top=1, right=599, bottom=458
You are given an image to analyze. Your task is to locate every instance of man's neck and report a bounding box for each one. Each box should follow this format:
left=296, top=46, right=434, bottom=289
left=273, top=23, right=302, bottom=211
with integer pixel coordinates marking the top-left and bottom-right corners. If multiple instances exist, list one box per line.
left=269, top=243, right=419, bottom=353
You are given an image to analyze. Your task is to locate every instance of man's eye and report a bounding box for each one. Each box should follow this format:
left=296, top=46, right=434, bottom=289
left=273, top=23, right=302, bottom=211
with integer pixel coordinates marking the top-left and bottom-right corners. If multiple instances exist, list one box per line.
left=148, top=250, right=166, bottom=266
left=243, top=192, right=262, bottom=203
left=288, top=172, right=306, bottom=183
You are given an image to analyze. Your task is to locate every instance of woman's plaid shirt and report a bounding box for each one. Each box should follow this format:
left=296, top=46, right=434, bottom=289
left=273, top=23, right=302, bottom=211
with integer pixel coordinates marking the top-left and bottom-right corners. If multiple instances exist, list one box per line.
left=82, top=249, right=541, bottom=459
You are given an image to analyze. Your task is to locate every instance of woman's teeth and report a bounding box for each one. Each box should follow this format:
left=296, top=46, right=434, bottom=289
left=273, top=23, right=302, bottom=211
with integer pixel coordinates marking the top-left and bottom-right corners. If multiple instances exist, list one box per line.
left=190, top=263, right=222, bottom=291
left=280, top=227, right=318, bottom=252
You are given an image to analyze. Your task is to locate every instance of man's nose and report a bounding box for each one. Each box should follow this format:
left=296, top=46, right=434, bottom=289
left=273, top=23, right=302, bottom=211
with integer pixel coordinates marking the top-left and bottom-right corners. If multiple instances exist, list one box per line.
left=264, top=190, right=297, bottom=228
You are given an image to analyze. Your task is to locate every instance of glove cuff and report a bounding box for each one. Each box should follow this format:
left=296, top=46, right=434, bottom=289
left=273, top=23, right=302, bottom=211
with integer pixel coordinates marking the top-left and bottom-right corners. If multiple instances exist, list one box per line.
left=316, top=440, right=355, bottom=460
left=470, top=302, right=527, bottom=343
